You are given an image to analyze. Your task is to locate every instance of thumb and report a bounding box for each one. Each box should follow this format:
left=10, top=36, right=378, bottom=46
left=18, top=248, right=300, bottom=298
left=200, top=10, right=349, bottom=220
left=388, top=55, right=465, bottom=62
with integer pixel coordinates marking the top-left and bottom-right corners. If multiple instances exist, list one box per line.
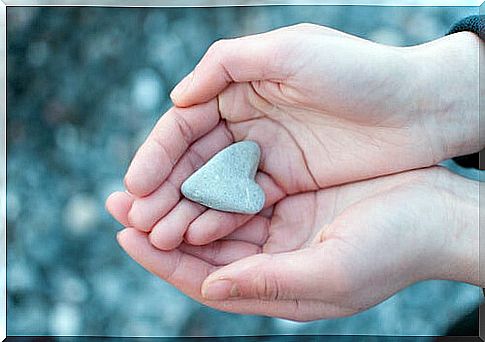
left=200, top=243, right=349, bottom=302
left=170, top=32, right=292, bottom=108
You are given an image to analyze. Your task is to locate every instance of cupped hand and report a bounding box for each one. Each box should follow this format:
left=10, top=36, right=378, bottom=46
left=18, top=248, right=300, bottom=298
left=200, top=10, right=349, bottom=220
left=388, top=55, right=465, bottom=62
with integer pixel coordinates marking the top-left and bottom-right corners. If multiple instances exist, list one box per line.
left=110, top=167, right=478, bottom=321
left=107, top=23, right=481, bottom=247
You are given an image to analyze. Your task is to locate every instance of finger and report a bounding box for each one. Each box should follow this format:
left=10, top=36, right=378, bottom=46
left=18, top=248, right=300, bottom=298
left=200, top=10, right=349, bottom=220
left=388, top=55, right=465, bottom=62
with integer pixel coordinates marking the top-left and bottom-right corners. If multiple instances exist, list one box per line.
left=117, top=228, right=354, bottom=320
left=124, top=100, right=220, bottom=197
left=149, top=199, right=206, bottom=251
left=200, top=243, right=348, bottom=302
left=170, top=31, right=293, bottom=107
left=128, top=122, right=233, bottom=231
left=223, top=215, right=269, bottom=246
left=117, top=228, right=217, bottom=298
left=217, top=81, right=265, bottom=123
left=179, top=240, right=261, bottom=266
left=184, top=172, right=285, bottom=245
left=184, top=210, right=251, bottom=246
left=208, top=297, right=355, bottom=321
left=105, top=191, right=134, bottom=227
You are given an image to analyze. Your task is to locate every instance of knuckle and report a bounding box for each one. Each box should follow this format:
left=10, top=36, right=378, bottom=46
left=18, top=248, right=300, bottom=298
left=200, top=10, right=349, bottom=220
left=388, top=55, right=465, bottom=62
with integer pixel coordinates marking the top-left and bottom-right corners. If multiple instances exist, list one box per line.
left=253, top=256, right=281, bottom=301
left=150, top=135, right=175, bottom=169
left=172, top=111, right=194, bottom=146
left=185, top=146, right=206, bottom=171
left=207, top=39, right=229, bottom=57
left=254, top=273, right=276, bottom=300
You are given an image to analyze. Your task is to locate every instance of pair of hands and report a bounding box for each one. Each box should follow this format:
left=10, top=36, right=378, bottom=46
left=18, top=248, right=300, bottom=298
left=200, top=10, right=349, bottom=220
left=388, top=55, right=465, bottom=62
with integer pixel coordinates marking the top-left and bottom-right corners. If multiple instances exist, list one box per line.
left=106, top=24, right=482, bottom=321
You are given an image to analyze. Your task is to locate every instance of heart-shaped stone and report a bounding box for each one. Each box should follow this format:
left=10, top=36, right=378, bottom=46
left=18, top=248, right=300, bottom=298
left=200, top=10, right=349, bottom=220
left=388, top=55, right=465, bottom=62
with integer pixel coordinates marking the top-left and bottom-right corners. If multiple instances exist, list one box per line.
left=181, top=141, right=265, bottom=214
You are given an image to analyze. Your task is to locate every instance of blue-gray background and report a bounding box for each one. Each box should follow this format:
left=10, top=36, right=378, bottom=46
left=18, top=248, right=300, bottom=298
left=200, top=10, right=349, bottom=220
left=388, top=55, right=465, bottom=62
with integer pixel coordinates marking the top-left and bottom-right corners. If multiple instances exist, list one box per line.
left=6, top=5, right=483, bottom=336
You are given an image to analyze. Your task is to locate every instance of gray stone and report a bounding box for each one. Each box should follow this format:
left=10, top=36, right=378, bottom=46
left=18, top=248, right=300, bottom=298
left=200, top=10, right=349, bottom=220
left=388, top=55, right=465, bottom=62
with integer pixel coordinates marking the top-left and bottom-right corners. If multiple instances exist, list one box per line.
left=181, top=141, right=265, bottom=214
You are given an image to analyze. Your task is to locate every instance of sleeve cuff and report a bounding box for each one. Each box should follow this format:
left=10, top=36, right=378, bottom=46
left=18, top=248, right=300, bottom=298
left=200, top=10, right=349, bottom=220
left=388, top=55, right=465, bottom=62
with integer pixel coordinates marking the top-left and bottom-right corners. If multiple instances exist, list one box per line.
left=447, top=15, right=484, bottom=39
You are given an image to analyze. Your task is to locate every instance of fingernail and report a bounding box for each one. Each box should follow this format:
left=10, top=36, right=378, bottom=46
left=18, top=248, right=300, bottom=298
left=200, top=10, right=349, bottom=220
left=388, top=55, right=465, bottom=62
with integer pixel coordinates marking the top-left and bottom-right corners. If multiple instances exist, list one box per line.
left=202, top=279, right=239, bottom=300
left=170, top=72, right=193, bottom=101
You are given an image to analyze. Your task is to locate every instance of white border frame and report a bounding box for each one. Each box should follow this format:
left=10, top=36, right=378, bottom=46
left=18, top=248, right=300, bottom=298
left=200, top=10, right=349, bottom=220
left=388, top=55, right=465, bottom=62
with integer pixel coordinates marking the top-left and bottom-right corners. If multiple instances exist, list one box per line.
left=0, top=2, right=483, bottom=341
left=1, top=1, right=6, bottom=341
left=1, top=0, right=484, bottom=6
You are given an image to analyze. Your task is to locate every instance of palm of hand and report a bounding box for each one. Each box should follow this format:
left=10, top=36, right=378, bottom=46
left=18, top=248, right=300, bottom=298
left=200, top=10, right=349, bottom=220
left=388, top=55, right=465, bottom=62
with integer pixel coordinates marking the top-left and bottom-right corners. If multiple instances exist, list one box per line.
left=113, top=166, right=451, bottom=321
left=219, top=76, right=429, bottom=195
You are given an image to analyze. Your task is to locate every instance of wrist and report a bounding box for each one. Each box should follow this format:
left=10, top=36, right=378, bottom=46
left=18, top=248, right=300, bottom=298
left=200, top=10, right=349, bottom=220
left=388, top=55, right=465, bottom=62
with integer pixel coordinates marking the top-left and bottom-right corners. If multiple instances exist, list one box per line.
left=404, top=32, right=483, bottom=161
left=426, top=171, right=480, bottom=286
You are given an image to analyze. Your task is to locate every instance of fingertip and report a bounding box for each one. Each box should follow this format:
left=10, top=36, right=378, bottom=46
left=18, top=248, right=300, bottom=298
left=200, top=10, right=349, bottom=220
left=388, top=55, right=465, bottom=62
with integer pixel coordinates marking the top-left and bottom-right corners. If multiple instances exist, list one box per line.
left=123, top=176, right=141, bottom=199
left=106, top=191, right=134, bottom=227
left=123, top=164, right=139, bottom=196
left=186, top=210, right=252, bottom=246
left=116, top=227, right=136, bottom=247
left=148, top=232, right=161, bottom=250
left=116, top=227, right=152, bottom=260
left=105, top=192, right=116, bottom=212
left=170, top=71, right=193, bottom=107
left=124, top=169, right=150, bottom=198
left=200, top=266, right=238, bottom=300
left=123, top=142, right=170, bottom=198
left=147, top=232, right=159, bottom=249
left=169, top=90, right=188, bottom=108
left=148, top=228, right=183, bottom=251
left=184, top=224, right=208, bottom=246
left=123, top=174, right=134, bottom=195
left=169, top=91, right=198, bottom=109
left=106, top=190, right=132, bottom=205
left=126, top=202, right=152, bottom=233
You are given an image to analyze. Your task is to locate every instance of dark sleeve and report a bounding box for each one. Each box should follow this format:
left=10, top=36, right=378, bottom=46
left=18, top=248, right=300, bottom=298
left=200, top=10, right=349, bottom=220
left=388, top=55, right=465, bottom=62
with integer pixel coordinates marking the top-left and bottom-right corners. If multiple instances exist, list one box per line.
left=446, top=15, right=484, bottom=170
left=447, top=15, right=484, bottom=39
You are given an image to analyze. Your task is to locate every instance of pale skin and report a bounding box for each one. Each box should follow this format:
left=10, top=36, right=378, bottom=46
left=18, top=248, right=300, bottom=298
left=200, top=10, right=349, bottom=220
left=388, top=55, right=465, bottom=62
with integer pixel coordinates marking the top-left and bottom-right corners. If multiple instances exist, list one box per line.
left=105, top=24, right=483, bottom=321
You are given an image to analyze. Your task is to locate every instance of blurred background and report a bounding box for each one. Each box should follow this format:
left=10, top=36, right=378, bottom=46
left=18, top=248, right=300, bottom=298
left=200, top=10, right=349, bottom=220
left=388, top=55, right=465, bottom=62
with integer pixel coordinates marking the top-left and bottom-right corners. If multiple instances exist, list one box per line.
left=6, top=5, right=483, bottom=337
